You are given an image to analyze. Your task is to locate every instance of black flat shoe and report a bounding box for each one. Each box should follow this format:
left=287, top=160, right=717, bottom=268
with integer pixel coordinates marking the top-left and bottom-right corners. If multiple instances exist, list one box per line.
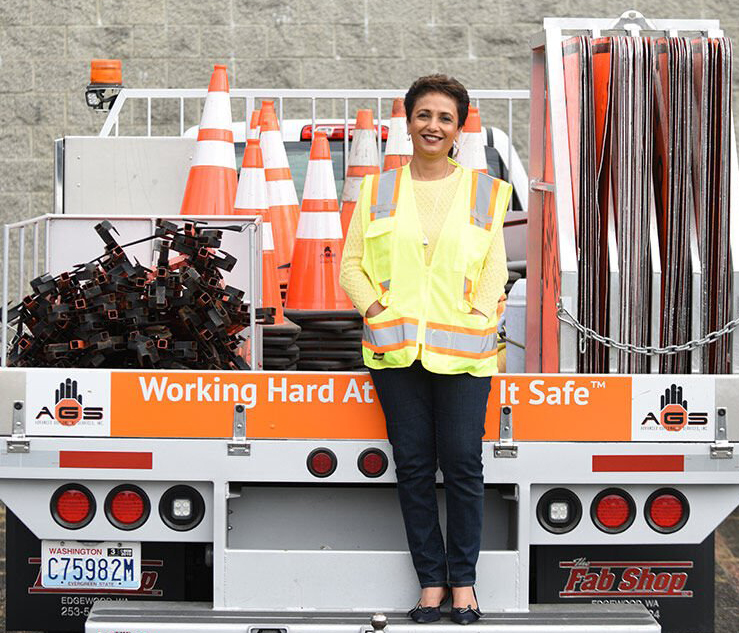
left=408, top=589, right=450, bottom=624
left=450, top=587, right=483, bottom=625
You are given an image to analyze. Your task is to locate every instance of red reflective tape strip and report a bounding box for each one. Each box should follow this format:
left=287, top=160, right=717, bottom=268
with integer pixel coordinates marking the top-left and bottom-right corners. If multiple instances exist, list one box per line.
left=347, top=165, right=380, bottom=177
left=301, top=198, right=339, bottom=211
left=592, top=455, right=684, bottom=472
left=264, top=167, right=292, bottom=181
left=197, top=128, right=233, bottom=143
left=60, top=451, right=153, bottom=469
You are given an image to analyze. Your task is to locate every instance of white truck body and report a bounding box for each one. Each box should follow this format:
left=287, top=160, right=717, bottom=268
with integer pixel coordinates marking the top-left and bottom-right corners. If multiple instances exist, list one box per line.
left=0, top=81, right=736, bottom=633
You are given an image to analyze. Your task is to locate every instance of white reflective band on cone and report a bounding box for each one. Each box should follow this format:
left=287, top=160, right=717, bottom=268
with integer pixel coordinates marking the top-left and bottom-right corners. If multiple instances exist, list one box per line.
left=266, top=179, right=299, bottom=205
left=385, top=118, right=413, bottom=153
left=348, top=130, right=379, bottom=164
left=341, top=177, right=362, bottom=202
left=263, top=222, right=275, bottom=250
left=192, top=141, right=237, bottom=169
left=199, top=92, right=232, bottom=129
left=260, top=130, right=290, bottom=168
left=296, top=212, right=343, bottom=239
left=235, top=169, right=268, bottom=209
left=303, top=161, right=336, bottom=200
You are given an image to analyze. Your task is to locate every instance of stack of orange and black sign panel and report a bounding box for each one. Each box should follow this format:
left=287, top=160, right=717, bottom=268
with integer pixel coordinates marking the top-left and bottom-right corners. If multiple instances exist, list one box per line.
left=689, top=37, right=733, bottom=373
left=561, top=34, right=732, bottom=374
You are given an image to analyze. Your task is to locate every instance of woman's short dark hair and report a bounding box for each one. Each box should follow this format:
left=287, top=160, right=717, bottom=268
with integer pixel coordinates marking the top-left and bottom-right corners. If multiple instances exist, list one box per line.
left=404, top=74, right=470, bottom=128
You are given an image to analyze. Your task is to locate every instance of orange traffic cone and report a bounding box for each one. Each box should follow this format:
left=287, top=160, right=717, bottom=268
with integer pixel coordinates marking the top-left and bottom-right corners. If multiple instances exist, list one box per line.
left=248, top=108, right=261, bottom=140
left=285, top=132, right=352, bottom=310
left=180, top=64, right=237, bottom=215
left=456, top=106, right=488, bottom=173
left=259, top=100, right=299, bottom=288
left=233, top=138, right=283, bottom=324
left=340, top=109, right=380, bottom=238
left=383, top=98, right=413, bottom=171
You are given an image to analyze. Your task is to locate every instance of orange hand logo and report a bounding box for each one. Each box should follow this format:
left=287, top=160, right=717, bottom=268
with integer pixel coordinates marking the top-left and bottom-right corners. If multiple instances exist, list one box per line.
left=659, top=384, right=688, bottom=432
left=54, top=379, right=83, bottom=426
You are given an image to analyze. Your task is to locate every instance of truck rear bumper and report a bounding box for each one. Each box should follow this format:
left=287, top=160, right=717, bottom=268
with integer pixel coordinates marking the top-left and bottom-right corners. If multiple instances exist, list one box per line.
left=85, top=602, right=660, bottom=633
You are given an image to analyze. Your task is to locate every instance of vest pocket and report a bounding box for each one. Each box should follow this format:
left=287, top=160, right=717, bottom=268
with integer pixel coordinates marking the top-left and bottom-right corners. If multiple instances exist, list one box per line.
left=364, top=218, right=395, bottom=296
left=455, top=225, right=494, bottom=309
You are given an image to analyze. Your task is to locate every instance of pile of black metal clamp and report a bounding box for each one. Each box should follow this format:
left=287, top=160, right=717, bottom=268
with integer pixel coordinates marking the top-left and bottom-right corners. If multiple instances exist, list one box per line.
left=5, top=219, right=272, bottom=369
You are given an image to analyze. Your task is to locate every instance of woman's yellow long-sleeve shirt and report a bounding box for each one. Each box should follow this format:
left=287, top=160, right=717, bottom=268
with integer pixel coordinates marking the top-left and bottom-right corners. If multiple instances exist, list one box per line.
left=339, top=167, right=508, bottom=318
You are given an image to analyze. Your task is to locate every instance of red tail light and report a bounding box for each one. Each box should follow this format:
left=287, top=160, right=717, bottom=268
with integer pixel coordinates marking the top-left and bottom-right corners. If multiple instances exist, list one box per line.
left=591, top=489, right=635, bottom=533
left=51, top=484, right=95, bottom=529
left=358, top=448, right=388, bottom=478
left=105, top=485, right=150, bottom=530
left=307, top=448, right=337, bottom=478
left=646, top=489, right=689, bottom=533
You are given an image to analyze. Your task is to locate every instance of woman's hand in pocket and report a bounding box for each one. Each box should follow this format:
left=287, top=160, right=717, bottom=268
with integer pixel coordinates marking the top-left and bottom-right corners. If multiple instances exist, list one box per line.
left=365, top=301, right=387, bottom=318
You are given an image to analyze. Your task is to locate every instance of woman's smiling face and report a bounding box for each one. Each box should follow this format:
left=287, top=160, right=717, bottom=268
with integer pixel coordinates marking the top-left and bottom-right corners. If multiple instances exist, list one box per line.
left=407, top=91, right=460, bottom=160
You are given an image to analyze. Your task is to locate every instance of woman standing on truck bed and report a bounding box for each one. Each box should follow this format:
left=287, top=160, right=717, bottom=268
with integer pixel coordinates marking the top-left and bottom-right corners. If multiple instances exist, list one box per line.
left=340, top=75, right=511, bottom=624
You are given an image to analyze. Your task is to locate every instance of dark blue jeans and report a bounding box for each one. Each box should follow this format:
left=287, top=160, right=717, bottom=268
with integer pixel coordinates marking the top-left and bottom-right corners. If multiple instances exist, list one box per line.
left=369, top=361, right=491, bottom=588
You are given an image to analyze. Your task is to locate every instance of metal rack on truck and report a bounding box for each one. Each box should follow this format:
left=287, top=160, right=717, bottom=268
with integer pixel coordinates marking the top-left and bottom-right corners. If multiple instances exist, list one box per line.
left=0, top=10, right=737, bottom=633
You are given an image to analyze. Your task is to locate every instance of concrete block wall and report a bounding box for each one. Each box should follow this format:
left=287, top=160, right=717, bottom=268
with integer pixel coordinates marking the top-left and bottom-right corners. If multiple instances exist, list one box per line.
left=0, top=0, right=737, bottom=225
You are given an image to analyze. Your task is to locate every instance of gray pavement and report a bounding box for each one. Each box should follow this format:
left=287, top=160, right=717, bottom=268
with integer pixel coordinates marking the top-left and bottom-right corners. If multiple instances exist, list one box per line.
left=0, top=504, right=736, bottom=632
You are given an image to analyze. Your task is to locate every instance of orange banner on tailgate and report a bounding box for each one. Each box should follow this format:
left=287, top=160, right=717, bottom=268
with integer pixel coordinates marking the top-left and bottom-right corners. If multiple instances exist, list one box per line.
left=489, top=376, right=631, bottom=441
left=111, top=372, right=631, bottom=441
left=111, top=372, right=386, bottom=439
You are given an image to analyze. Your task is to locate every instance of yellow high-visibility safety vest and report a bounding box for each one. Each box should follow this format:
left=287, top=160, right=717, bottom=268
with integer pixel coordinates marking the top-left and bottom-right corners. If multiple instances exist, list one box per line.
left=359, top=159, right=512, bottom=377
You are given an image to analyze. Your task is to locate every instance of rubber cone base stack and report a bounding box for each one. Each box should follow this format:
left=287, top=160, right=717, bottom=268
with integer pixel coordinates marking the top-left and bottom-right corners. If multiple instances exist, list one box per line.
left=262, top=318, right=302, bottom=370
left=285, top=309, right=364, bottom=371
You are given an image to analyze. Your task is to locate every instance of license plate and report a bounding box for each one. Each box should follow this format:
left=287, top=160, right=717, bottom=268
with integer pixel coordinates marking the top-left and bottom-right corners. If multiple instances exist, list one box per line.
left=41, top=541, right=141, bottom=589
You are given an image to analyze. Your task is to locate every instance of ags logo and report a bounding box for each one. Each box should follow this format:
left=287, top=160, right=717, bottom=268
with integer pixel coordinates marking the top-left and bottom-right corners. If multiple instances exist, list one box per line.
left=641, top=384, right=708, bottom=431
left=35, top=379, right=103, bottom=426
left=322, top=246, right=336, bottom=263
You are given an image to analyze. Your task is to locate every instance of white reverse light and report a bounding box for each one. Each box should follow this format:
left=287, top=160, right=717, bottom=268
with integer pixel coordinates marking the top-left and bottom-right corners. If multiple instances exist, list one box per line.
left=549, top=501, right=569, bottom=523
left=172, top=498, right=192, bottom=519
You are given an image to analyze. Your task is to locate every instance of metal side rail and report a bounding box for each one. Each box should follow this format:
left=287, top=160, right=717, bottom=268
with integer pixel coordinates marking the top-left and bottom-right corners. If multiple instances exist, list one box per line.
left=85, top=602, right=660, bottom=633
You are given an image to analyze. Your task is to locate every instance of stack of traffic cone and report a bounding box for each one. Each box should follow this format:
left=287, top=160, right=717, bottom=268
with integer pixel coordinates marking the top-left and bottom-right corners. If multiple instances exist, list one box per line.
left=285, top=132, right=363, bottom=371
left=259, top=100, right=300, bottom=293
left=456, top=106, right=488, bottom=173
left=248, top=108, right=261, bottom=140
left=180, top=64, right=237, bottom=215
left=383, top=98, right=413, bottom=171
left=340, top=109, right=380, bottom=238
left=233, top=138, right=301, bottom=369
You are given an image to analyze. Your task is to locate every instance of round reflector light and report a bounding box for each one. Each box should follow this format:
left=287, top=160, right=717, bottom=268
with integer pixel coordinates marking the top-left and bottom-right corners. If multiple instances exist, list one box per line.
left=104, top=485, right=150, bottom=530
left=307, top=448, right=337, bottom=478
left=645, top=488, right=689, bottom=533
left=51, top=484, right=95, bottom=529
left=358, top=449, right=388, bottom=478
left=591, top=489, right=635, bottom=534
left=536, top=488, right=582, bottom=534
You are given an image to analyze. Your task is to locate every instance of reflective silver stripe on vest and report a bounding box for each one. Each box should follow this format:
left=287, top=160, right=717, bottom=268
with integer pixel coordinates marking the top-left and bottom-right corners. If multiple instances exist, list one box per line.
left=363, top=320, right=418, bottom=351
left=470, top=175, right=493, bottom=229
left=370, top=170, right=398, bottom=219
left=425, top=325, right=497, bottom=356
left=379, top=279, right=391, bottom=292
